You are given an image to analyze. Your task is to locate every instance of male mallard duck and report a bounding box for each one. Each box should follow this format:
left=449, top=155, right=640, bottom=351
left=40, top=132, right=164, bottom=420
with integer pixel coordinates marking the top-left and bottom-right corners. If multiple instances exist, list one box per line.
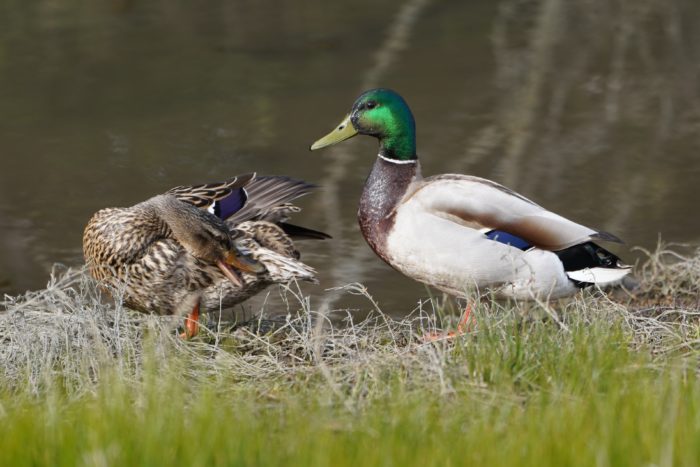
left=83, top=173, right=329, bottom=337
left=311, top=88, right=630, bottom=331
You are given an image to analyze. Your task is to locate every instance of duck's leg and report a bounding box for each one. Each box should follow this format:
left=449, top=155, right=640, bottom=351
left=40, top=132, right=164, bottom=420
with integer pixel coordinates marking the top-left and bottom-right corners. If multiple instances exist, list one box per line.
left=456, top=304, right=473, bottom=334
left=179, top=301, right=201, bottom=339
left=423, top=304, right=473, bottom=342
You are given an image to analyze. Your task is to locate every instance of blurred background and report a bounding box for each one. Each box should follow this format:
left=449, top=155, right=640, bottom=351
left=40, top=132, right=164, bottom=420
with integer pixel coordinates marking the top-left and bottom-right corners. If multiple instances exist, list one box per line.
left=1, top=0, right=698, bottom=316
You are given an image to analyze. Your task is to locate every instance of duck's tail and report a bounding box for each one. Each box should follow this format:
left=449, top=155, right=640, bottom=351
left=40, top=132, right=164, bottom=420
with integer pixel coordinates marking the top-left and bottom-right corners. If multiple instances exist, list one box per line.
left=555, top=241, right=632, bottom=287
left=256, top=248, right=318, bottom=284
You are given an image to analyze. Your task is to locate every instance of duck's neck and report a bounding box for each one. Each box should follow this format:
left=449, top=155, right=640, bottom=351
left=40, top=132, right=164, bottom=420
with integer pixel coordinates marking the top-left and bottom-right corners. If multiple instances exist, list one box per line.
left=358, top=155, right=420, bottom=255
left=378, top=132, right=417, bottom=162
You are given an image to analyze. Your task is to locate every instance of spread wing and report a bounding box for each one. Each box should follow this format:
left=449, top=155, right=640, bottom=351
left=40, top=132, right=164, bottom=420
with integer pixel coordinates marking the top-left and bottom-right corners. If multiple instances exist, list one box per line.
left=166, top=173, right=256, bottom=217
left=225, top=176, right=317, bottom=224
left=166, top=174, right=329, bottom=240
left=409, top=174, right=621, bottom=251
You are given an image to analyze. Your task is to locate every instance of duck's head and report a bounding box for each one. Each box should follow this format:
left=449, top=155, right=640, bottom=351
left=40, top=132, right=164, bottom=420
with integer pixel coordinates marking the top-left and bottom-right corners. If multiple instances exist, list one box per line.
left=310, top=88, right=417, bottom=162
left=152, top=195, right=266, bottom=287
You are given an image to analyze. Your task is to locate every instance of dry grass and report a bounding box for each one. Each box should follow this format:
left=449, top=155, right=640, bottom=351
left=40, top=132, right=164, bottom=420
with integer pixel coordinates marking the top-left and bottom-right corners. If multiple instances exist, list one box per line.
left=1, top=245, right=698, bottom=399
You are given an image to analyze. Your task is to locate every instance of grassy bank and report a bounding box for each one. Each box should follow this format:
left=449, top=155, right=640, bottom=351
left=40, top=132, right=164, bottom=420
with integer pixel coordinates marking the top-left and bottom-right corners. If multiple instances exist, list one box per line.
left=1, top=246, right=699, bottom=466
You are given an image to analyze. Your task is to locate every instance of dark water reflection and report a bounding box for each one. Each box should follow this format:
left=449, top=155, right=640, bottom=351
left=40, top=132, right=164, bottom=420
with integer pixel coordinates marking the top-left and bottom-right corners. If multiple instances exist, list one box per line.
left=1, top=0, right=699, bottom=317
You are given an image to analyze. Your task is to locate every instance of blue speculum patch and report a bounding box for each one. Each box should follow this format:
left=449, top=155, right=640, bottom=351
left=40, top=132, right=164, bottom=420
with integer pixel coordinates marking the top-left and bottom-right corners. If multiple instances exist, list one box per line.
left=484, top=230, right=531, bottom=251
left=214, top=188, right=248, bottom=220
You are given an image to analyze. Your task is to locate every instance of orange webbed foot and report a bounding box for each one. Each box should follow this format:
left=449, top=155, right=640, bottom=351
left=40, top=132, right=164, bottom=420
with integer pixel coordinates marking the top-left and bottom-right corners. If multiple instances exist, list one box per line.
left=179, top=302, right=201, bottom=339
left=423, top=304, right=473, bottom=342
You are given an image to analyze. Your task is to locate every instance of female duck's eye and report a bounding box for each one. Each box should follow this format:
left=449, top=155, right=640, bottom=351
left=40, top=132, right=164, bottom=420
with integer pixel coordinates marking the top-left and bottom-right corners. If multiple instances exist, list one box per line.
left=366, top=101, right=376, bottom=109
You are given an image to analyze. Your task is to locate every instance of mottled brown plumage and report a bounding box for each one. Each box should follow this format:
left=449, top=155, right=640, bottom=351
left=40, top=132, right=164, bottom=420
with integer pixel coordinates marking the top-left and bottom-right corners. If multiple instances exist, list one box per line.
left=83, top=174, right=329, bottom=321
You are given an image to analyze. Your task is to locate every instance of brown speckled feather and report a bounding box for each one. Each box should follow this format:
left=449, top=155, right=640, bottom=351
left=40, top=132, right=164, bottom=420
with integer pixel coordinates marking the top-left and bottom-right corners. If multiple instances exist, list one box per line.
left=83, top=174, right=328, bottom=317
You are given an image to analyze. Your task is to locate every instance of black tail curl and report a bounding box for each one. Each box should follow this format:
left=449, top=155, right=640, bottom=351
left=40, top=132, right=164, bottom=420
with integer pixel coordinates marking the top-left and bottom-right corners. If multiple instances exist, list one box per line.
left=555, top=242, right=626, bottom=287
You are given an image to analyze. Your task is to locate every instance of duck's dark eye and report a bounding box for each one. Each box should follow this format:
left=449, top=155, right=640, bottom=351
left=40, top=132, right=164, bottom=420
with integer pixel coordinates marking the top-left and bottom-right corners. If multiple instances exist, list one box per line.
left=366, top=101, right=377, bottom=109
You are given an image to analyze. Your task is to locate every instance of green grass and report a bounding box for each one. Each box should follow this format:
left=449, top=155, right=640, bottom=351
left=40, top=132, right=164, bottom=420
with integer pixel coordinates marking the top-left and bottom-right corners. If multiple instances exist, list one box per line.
left=1, top=247, right=699, bottom=466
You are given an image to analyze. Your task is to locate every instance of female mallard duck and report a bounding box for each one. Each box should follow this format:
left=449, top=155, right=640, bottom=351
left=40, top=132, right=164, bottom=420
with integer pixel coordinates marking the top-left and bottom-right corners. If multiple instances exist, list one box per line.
left=83, top=173, right=329, bottom=337
left=310, top=88, right=630, bottom=328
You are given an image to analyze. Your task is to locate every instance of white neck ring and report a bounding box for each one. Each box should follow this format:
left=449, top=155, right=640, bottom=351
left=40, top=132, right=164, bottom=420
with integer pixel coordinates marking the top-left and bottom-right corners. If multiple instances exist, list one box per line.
left=378, top=153, right=417, bottom=165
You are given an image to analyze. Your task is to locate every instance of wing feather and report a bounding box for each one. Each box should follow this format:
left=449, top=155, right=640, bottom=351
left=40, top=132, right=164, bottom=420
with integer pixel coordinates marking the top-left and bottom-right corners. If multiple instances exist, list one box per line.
left=166, top=173, right=256, bottom=209
left=226, top=176, right=317, bottom=224
left=410, top=174, right=618, bottom=251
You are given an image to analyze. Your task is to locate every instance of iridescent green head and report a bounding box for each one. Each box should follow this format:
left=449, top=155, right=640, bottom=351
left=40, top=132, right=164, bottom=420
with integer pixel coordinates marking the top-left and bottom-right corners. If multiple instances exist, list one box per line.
left=310, top=88, right=417, bottom=161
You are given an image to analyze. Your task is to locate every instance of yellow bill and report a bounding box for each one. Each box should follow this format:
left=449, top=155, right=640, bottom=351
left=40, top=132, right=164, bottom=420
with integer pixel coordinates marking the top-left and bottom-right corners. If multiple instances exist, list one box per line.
left=310, top=114, right=358, bottom=150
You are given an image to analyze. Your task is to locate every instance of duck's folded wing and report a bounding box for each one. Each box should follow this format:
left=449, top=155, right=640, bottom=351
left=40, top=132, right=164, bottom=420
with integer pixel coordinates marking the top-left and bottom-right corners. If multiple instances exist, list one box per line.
left=410, top=174, right=621, bottom=251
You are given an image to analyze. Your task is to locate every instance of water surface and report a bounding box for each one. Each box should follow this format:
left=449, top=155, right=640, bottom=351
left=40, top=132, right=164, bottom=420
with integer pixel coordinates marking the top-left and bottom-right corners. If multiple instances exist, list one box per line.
left=1, top=0, right=699, bottom=316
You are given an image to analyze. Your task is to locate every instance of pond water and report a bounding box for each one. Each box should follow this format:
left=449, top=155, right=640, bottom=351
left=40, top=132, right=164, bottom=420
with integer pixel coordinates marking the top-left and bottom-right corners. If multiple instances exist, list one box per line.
left=1, top=0, right=699, bottom=317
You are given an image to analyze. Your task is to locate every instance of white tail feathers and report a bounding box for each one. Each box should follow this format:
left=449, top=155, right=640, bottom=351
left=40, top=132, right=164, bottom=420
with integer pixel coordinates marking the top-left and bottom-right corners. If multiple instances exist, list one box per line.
left=566, top=267, right=632, bottom=285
